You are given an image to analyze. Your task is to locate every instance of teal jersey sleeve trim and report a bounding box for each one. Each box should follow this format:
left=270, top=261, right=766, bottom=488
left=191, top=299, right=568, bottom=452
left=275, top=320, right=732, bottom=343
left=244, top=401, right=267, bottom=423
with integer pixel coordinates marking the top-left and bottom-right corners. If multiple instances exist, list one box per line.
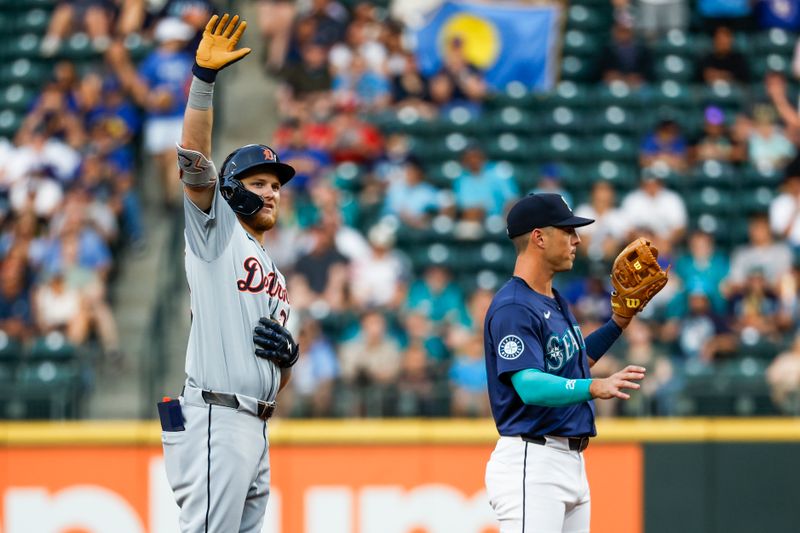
left=511, top=369, right=593, bottom=407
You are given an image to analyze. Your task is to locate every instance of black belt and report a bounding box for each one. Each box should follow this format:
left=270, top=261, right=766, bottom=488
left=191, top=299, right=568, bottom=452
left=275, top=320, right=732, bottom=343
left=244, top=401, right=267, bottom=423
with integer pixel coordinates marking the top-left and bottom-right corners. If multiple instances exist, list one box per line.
left=201, top=390, right=276, bottom=420
left=522, top=435, right=590, bottom=452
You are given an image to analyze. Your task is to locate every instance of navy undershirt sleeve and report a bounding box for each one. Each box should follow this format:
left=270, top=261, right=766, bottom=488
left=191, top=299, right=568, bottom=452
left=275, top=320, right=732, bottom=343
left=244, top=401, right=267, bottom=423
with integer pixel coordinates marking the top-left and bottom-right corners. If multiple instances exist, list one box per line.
left=584, top=319, right=623, bottom=361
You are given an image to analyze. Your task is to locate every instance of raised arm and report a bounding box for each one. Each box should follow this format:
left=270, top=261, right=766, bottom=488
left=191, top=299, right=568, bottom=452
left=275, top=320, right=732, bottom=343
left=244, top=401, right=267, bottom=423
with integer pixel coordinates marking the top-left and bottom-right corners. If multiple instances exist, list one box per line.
left=179, top=14, right=251, bottom=212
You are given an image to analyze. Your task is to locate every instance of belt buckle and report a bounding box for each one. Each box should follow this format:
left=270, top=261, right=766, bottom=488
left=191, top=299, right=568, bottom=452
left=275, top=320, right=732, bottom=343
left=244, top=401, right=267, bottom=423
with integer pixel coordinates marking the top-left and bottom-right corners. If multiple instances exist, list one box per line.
left=258, top=401, right=276, bottom=420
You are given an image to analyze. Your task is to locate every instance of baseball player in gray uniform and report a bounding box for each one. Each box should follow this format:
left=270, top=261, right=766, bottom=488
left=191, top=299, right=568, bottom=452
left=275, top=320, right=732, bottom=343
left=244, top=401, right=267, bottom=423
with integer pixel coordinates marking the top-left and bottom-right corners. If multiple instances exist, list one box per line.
left=158, top=13, right=300, bottom=533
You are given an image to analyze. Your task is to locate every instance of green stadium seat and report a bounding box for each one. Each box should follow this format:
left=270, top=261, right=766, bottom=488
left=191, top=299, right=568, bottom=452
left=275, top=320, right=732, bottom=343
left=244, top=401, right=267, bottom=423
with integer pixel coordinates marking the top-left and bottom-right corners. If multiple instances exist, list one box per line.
left=28, top=333, right=76, bottom=362
left=696, top=81, right=745, bottom=113
left=566, top=4, right=612, bottom=32
left=652, top=29, right=709, bottom=58
left=751, top=53, right=791, bottom=78
left=593, top=81, right=644, bottom=109
left=424, top=160, right=461, bottom=188
left=689, top=160, right=737, bottom=188
left=653, top=54, right=694, bottom=82
left=488, top=106, right=538, bottom=134
left=18, top=8, right=50, bottom=33
left=0, top=83, right=35, bottom=112
left=562, top=29, right=600, bottom=57
left=0, top=331, right=23, bottom=364
left=485, top=82, right=539, bottom=110
left=2, top=33, right=40, bottom=59
left=0, top=58, right=50, bottom=85
left=560, top=55, right=596, bottom=82
left=544, top=81, right=592, bottom=109
left=686, top=186, right=733, bottom=215
left=646, top=80, right=697, bottom=110
left=740, top=162, right=784, bottom=188
left=541, top=105, right=586, bottom=133
left=584, top=133, right=638, bottom=161
left=583, top=160, right=639, bottom=190
left=536, top=133, right=580, bottom=162
left=753, top=29, right=797, bottom=56
left=484, top=133, right=534, bottom=162
left=0, top=109, right=22, bottom=138
left=737, top=186, right=774, bottom=214
left=589, top=106, right=639, bottom=134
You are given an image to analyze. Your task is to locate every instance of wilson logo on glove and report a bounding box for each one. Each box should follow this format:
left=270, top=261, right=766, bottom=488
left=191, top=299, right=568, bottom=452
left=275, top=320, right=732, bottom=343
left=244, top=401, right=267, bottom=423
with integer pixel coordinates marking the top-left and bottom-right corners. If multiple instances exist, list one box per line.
left=609, top=238, right=670, bottom=318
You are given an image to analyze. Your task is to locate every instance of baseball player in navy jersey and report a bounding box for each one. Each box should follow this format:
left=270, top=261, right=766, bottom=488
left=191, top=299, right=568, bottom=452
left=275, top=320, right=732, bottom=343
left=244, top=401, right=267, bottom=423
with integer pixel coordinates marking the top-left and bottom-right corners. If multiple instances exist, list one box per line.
left=484, top=193, right=658, bottom=533
left=158, top=13, right=300, bottom=533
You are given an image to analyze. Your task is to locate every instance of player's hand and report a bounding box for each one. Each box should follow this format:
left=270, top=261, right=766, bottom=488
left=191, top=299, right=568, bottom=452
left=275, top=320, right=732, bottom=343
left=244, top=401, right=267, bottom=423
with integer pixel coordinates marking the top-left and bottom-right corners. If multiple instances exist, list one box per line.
left=253, top=317, right=300, bottom=368
left=193, top=13, right=251, bottom=82
left=589, top=365, right=646, bottom=400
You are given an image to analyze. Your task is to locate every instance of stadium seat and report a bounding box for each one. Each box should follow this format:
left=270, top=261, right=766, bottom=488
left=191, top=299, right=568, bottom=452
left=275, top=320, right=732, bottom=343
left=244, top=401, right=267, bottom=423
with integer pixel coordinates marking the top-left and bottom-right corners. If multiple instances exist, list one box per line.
left=560, top=55, right=596, bottom=82
left=536, top=133, right=581, bottom=162
left=485, top=82, right=539, bottom=110
left=686, top=186, right=733, bottom=215
left=28, top=333, right=77, bottom=362
left=589, top=106, right=639, bottom=134
left=740, top=162, right=784, bottom=188
left=689, top=160, right=737, bottom=188
left=488, top=106, right=538, bottom=134
left=0, top=83, right=35, bottom=112
left=484, top=133, right=534, bottom=162
left=751, top=53, right=791, bottom=78
left=736, top=186, right=774, bottom=214
left=566, top=4, right=612, bottom=32
left=696, top=81, right=745, bottom=113
left=0, top=109, right=22, bottom=138
left=17, top=8, right=50, bottom=33
left=0, top=58, right=50, bottom=85
left=593, top=81, right=644, bottom=110
left=646, top=80, right=697, bottom=110
left=540, top=105, right=586, bottom=133
left=331, top=162, right=365, bottom=192
left=2, top=33, right=40, bottom=59
left=584, top=133, right=638, bottom=161
left=652, top=29, right=709, bottom=58
left=582, top=160, right=639, bottom=190
left=562, top=30, right=600, bottom=57
left=653, top=54, right=694, bottom=82
left=752, top=28, right=797, bottom=56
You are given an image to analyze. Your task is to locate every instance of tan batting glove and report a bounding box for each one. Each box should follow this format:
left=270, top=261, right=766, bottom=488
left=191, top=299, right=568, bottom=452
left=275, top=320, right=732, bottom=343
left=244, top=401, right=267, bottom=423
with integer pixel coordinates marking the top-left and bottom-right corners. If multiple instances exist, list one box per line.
left=193, top=13, right=251, bottom=82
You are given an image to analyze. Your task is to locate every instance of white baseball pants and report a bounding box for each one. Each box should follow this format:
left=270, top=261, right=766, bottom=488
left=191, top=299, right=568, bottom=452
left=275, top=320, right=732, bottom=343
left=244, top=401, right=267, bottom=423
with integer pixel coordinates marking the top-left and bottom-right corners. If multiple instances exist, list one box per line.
left=485, top=436, right=591, bottom=533
left=162, top=386, right=271, bottom=533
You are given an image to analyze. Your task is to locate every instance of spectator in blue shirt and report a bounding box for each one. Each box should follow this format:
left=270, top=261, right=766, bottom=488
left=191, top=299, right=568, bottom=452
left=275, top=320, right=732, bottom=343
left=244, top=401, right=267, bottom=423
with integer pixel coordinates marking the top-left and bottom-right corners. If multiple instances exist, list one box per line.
left=406, top=264, right=466, bottom=324
left=640, top=118, right=689, bottom=173
left=332, top=54, right=391, bottom=112
left=452, top=144, right=519, bottom=225
left=108, top=17, right=194, bottom=209
left=674, top=230, right=730, bottom=313
left=383, top=157, right=441, bottom=228
left=279, top=120, right=332, bottom=195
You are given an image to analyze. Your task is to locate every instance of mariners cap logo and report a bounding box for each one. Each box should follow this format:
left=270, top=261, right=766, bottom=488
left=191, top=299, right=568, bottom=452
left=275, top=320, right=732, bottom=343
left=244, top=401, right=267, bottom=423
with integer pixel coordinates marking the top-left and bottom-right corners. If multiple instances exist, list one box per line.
left=498, top=335, right=524, bottom=360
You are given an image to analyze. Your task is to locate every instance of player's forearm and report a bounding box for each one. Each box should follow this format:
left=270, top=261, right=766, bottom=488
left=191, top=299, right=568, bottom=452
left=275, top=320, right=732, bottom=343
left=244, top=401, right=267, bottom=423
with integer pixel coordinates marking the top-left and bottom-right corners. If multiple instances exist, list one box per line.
left=584, top=319, right=624, bottom=363
left=182, top=78, right=214, bottom=158
left=511, top=369, right=592, bottom=407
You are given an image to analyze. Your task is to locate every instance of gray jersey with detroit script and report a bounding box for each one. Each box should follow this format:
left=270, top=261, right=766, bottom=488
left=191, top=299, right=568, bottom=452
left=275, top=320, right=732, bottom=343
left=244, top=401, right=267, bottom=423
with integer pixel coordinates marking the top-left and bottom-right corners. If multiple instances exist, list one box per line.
left=182, top=182, right=290, bottom=401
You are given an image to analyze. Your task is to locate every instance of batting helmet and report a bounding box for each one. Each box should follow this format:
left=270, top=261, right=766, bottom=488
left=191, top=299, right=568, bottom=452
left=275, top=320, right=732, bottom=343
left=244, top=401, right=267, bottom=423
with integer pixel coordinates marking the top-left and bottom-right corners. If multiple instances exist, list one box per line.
left=219, top=144, right=295, bottom=216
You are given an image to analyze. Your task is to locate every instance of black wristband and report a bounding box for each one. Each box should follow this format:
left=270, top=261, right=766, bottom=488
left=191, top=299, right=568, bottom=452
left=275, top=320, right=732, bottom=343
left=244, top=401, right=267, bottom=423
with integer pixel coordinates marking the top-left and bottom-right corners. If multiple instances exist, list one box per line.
left=192, top=63, right=218, bottom=83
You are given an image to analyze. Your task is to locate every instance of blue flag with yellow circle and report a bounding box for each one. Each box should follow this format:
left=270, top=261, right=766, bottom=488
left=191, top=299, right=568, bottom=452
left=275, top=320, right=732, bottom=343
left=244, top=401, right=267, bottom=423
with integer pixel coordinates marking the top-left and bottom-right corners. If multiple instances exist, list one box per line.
left=415, top=0, right=560, bottom=91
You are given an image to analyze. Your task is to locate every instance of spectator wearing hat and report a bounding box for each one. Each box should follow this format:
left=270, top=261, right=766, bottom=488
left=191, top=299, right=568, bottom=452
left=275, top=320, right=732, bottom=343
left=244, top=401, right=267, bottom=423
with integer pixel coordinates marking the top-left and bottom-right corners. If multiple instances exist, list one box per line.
left=640, top=118, right=689, bottom=173
left=769, top=161, right=800, bottom=249
left=747, top=102, right=795, bottom=172
left=620, top=168, right=688, bottom=246
left=692, top=106, right=745, bottom=163
left=349, top=223, right=408, bottom=311
left=382, top=157, right=441, bottom=229
left=663, top=285, right=737, bottom=364
left=107, top=17, right=195, bottom=209
left=696, top=26, right=750, bottom=85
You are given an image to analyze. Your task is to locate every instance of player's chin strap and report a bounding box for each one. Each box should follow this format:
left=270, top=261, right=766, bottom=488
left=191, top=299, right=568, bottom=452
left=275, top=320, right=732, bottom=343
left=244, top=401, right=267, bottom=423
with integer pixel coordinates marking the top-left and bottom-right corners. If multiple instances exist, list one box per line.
left=176, top=144, right=218, bottom=187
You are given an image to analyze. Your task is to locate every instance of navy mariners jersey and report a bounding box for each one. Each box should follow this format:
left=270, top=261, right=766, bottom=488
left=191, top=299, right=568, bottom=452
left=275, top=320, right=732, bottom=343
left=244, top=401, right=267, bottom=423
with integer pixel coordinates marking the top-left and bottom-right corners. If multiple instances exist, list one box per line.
left=484, top=276, right=596, bottom=437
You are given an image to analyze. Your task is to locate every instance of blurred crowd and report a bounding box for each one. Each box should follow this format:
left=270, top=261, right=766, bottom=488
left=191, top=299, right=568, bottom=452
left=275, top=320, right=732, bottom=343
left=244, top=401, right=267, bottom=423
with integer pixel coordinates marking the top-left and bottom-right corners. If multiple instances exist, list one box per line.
left=256, top=0, right=800, bottom=418
left=0, top=0, right=221, bottom=389
left=5, top=0, right=800, bottom=419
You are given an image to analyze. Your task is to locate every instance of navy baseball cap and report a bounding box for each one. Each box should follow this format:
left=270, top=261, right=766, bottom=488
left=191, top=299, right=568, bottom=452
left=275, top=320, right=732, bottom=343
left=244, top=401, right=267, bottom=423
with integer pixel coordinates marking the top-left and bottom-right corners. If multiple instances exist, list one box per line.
left=506, top=193, right=594, bottom=238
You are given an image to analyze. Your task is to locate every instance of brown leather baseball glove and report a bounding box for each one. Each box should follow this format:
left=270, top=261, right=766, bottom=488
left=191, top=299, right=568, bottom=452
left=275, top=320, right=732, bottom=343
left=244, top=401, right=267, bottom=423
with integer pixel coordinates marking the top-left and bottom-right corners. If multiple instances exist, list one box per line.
left=609, top=238, right=669, bottom=318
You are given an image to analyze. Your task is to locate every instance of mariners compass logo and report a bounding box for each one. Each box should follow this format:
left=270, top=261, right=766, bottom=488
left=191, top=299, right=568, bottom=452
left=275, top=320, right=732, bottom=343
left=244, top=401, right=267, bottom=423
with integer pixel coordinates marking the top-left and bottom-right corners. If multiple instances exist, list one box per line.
left=498, top=335, right=524, bottom=360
